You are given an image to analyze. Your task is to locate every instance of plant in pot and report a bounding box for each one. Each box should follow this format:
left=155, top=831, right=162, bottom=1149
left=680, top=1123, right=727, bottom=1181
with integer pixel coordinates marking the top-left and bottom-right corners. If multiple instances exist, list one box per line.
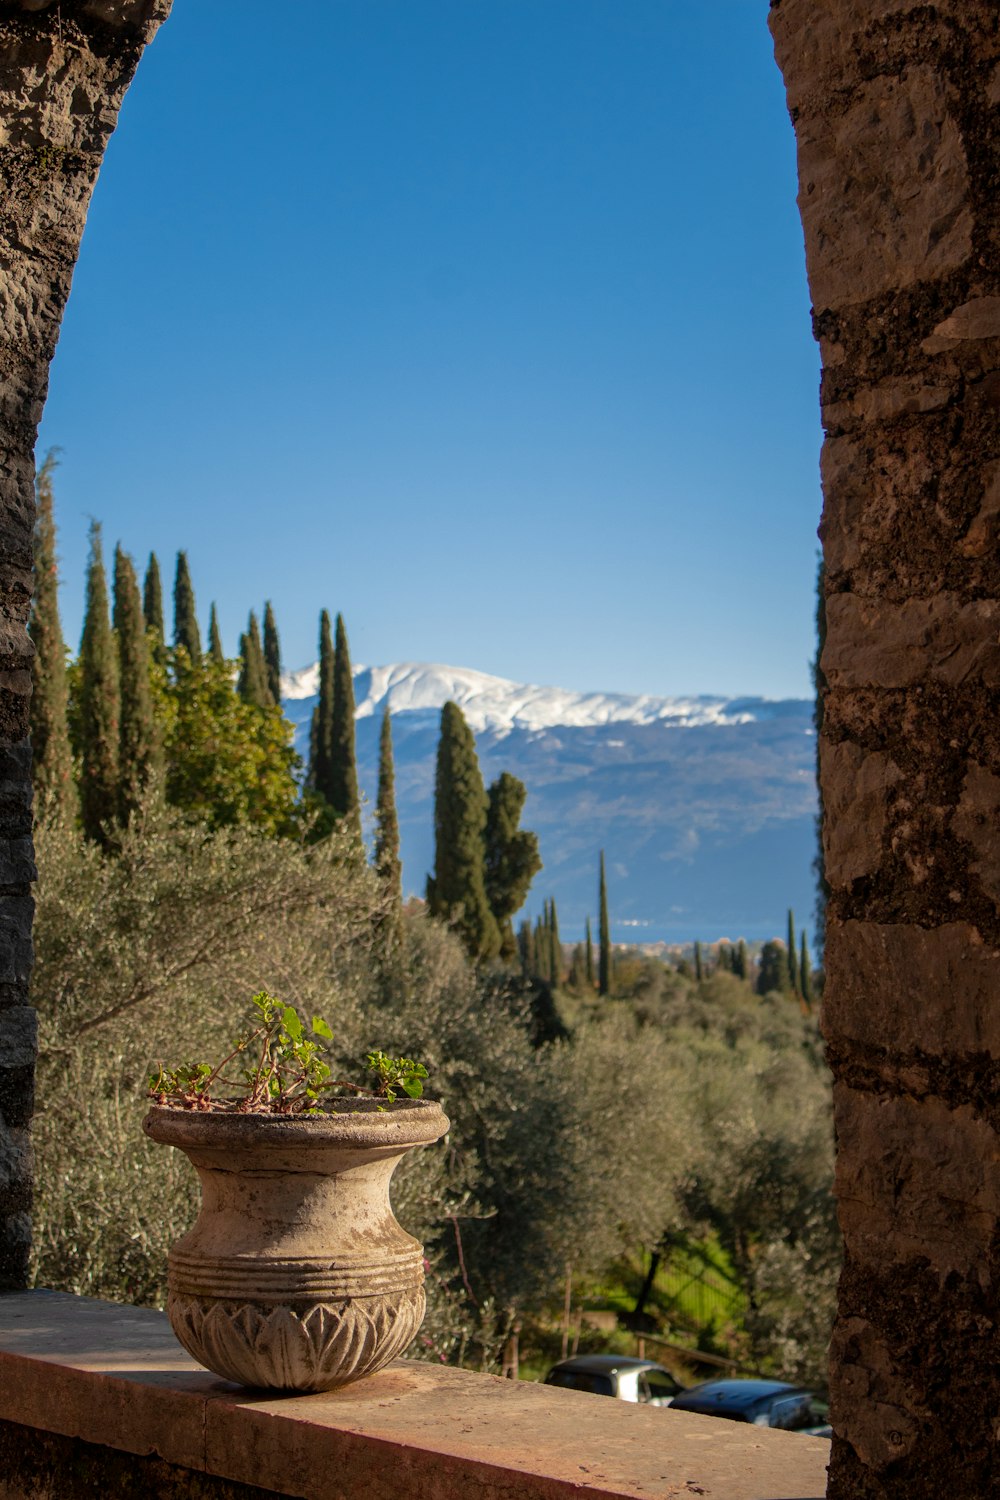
left=143, top=991, right=448, bottom=1392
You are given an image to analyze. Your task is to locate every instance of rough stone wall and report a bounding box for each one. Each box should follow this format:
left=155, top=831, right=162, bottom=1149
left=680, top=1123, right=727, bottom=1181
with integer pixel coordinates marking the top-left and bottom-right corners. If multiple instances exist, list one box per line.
left=0, top=1417, right=299, bottom=1499
left=770, top=3, right=1000, bottom=1497
left=0, top=0, right=170, bottom=1290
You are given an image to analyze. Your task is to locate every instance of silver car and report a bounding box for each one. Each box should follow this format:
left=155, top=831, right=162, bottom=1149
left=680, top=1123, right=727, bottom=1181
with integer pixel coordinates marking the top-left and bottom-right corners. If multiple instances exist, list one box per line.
left=544, top=1355, right=683, bottom=1406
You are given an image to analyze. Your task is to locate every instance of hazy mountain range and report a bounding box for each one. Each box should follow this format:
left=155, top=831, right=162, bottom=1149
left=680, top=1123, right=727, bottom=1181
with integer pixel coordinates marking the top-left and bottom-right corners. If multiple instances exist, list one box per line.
left=281, top=662, right=818, bottom=945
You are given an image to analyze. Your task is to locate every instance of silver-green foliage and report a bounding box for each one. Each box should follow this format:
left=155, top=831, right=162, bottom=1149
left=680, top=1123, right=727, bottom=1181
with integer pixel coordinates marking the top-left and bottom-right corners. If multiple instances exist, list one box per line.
left=30, top=803, right=836, bottom=1381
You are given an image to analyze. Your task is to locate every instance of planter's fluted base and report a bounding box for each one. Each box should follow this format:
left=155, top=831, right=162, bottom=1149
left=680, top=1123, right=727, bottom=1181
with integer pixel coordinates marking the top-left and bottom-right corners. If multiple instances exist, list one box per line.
left=167, top=1287, right=427, bottom=1392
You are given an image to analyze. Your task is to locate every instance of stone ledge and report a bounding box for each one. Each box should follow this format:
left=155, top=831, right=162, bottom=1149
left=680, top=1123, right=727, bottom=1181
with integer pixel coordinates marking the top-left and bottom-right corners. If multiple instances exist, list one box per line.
left=0, top=1290, right=829, bottom=1500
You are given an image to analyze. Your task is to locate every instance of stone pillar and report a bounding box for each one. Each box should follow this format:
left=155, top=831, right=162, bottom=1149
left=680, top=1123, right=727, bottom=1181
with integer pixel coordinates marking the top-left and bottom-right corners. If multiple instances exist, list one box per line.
left=0, top=0, right=170, bottom=1290
left=770, top=3, right=1000, bottom=1496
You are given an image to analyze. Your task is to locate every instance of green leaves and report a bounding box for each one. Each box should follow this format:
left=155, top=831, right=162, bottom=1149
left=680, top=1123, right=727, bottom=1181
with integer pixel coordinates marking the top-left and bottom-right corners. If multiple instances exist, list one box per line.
left=365, top=1050, right=428, bottom=1101
left=147, top=991, right=428, bottom=1114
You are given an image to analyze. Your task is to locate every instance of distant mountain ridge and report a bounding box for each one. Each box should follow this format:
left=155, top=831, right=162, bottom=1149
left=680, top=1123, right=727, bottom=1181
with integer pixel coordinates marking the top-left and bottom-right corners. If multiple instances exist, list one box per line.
left=281, top=661, right=818, bottom=944
left=282, top=660, right=792, bottom=735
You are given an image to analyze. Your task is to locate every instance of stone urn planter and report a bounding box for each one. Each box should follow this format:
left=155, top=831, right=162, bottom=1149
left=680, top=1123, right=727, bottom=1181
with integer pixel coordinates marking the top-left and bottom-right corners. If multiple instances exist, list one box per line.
left=143, top=1097, right=449, bottom=1392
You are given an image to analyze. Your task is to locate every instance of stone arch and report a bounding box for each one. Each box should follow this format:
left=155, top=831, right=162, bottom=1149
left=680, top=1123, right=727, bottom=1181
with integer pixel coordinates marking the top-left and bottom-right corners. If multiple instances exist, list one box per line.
left=1, top=4, right=998, bottom=1496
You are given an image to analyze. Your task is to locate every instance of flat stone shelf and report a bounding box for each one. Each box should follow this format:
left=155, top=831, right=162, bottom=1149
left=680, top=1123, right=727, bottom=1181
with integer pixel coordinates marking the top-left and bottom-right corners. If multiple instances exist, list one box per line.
left=0, top=1290, right=829, bottom=1499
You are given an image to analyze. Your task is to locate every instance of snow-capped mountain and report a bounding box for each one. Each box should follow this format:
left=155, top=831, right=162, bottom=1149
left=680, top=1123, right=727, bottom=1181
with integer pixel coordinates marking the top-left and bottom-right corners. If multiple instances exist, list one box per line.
left=282, top=660, right=775, bottom=735
left=281, top=661, right=818, bottom=944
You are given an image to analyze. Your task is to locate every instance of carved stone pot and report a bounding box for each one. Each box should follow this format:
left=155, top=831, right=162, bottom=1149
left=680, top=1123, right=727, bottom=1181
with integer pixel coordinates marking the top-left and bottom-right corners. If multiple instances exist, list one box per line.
left=143, top=1097, right=449, bottom=1392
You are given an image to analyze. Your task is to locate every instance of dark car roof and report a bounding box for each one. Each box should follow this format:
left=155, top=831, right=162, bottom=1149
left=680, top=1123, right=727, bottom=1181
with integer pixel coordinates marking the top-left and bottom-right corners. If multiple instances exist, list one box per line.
left=671, top=1379, right=803, bottom=1411
left=548, top=1356, right=666, bottom=1375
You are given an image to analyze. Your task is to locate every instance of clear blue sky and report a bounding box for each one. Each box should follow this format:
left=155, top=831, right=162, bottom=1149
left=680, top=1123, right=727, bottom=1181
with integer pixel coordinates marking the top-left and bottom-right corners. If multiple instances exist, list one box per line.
left=38, top=0, right=822, bottom=701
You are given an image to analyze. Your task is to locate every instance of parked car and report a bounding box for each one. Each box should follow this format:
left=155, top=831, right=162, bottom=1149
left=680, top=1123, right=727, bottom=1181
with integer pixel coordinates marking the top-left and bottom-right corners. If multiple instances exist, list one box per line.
left=668, top=1378, right=831, bottom=1436
left=544, top=1355, right=684, bottom=1406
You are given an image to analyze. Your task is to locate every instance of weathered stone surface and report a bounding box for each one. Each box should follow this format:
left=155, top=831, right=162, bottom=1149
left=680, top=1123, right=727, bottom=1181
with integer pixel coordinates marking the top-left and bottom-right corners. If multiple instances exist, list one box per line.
left=824, top=920, right=1000, bottom=1059
left=0, top=1005, right=36, bottom=1068
left=0, top=900, right=32, bottom=986
left=0, top=1290, right=832, bottom=1500
left=772, top=0, right=1000, bottom=1493
left=922, top=296, right=1000, bottom=353
left=0, top=0, right=172, bottom=1290
left=788, top=66, right=973, bottom=312
left=834, top=1085, right=1000, bottom=1280
left=957, top=460, right=1000, bottom=559
left=0, top=1113, right=30, bottom=1190
left=952, top=762, right=1000, bottom=904
left=827, top=1315, right=923, bottom=1473
left=822, top=594, right=1000, bottom=690
left=0, top=1419, right=284, bottom=1500
left=0, top=1209, right=30, bottom=1288
left=771, top=0, right=974, bottom=111
left=820, top=743, right=901, bottom=885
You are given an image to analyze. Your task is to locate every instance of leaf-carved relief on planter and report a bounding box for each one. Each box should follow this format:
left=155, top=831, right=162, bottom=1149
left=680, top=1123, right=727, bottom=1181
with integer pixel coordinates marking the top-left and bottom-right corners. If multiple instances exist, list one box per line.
left=168, top=1288, right=427, bottom=1391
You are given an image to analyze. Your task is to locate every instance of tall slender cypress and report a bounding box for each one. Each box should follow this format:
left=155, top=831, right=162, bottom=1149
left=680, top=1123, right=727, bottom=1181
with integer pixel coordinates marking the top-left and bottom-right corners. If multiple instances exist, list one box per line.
left=598, top=851, right=611, bottom=996
left=309, top=610, right=335, bottom=797
left=77, top=522, right=119, bottom=844
left=263, top=601, right=282, bottom=708
left=143, top=552, right=167, bottom=665
left=330, top=613, right=360, bottom=837
left=238, top=610, right=273, bottom=708
left=375, top=705, right=403, bottom=944
left=208, top=603, right=225, bottom=664
left=173, top=551, right=201, bottom=663
left=113, top=545, right=159, bottom=822
left=484, top=771, right=542, bottom=961
left=786, top=909, right=799, bottom=994
left=694, top=940, right=704, bottom=983
left=550, top=897, right=562, bottom=987
left=585, top=916, right=595, bottom=987
left=734, top=938, right=749, bottom=982
left=427, top=700, right=500, bottom=961
left=29, top=452, right=76, bottom=819
left=517, top=918, right=534, bottom=976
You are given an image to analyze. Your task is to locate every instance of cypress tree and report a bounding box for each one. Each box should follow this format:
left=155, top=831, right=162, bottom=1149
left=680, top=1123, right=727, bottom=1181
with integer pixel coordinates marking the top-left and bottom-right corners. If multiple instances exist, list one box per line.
left=427, top=700, right=500, bottom=961
left=569, top=943, right=586, bottom=990
left=113, top=545, right=159, bottom=823
left=237, top=610, right=273, bottom=708
left=309, top=610, right=335, bottom=797
left=533, top=915, right=545, bottom=978
left=484, top=771, right=542, bottom=961
left=786, top=909, right=799, bottom=994
left=374, top=706, right=403, bottom=945
left=173, top=551, right=201, bottom=663
left=541, top=900, right=552, bottom=984
left=517, top=918, right=534, bottom=976
left=734, top=938, right=749, bottom=982
left=208, top=603, right=225, bottom=664
left=76, top=522, right=119, bottom=844
left=330, top=613, right=361, bottom=837
left=694, top=941, right=703, bottom=983
left=758, top=939, right=791, bottom=995
left=598, top=851, right=611, bottom=996
left=143, top=552, right=167, bottom=665
left=800, top=930, right=815, bottom=1010
left=263, top=601, right=282, bottom=708
left=585, top=916, right=595, bottom=987
left=29, top=452, right=76, bottom=819
left=550, top=897, right=562, bottom=986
